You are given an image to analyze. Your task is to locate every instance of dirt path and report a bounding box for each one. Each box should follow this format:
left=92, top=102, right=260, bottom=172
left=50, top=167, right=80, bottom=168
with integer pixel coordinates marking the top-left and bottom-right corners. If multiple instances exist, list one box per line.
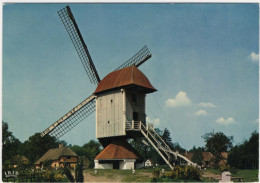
left=202, top=171, right=221, bottom=181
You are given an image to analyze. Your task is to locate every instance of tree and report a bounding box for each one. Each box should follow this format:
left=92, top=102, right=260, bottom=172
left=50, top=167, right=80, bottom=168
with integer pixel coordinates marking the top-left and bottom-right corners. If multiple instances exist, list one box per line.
left=129, top=138, right=147, bottom=159
left=162, top=128, right=174, bottom=149
left=82, top=140, right=101, bottom=167
left=228, top=131, right=258, bottom=169
left=2, top=121, right=22, bottom=165
left=21, top=133, right=60, bottom=163
left=190, top=146, right=204, bottom=165
left=70, top=140, right=101, bottom=168
left=172, top=143, right=186, bottom=153
left=202, top=131, right=233, bottom=167
left=70, top=145, right=87, bottom=156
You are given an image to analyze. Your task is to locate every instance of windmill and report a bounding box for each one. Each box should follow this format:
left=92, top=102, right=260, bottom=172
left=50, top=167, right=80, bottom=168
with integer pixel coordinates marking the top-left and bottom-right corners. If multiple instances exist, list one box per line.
left=41, top=6, right=199, bottom=170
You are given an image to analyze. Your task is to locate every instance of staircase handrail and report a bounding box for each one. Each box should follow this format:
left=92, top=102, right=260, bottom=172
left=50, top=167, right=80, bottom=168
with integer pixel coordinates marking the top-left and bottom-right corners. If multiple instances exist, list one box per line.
left=142, top=122, right=200, bottom=169
left=144, top=124, right=172, bottom=160
left=147, top=123, right=172, bottom=152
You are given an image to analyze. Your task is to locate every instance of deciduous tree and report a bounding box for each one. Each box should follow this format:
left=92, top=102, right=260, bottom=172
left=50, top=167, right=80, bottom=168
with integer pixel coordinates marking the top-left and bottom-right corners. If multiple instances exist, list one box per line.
left=2, top=121, right=22, bottom=165
left=202, top=131, right=233, bottom=167
left=22, top=133, right=59, bottom=163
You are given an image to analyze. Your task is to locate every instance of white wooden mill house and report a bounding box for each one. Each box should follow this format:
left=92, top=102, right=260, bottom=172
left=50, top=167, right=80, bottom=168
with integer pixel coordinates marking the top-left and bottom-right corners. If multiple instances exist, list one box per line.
left=94, top=65, right=157, bottom=147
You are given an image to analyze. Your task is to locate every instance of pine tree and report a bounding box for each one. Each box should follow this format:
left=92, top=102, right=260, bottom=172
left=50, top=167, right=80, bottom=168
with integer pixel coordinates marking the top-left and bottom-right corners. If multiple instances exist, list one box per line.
left=162, top=128, right=174, bottom=149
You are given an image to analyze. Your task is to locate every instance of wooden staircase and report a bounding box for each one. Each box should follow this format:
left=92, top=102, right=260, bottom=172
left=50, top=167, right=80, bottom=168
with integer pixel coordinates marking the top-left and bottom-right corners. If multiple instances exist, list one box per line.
left=126, top=121, right=200, bottom=170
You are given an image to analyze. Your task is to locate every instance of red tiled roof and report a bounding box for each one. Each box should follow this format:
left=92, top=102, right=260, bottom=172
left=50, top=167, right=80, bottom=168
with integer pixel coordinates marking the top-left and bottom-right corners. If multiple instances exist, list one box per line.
left=94, top=66, right=157, bottom=94
left=94, top=141, right=142, bottom=160
left=184, top=152, right=214, bottom=162
left=202, top=152, right=214, bottom=162
left=221, top=152, right=228, bottom=159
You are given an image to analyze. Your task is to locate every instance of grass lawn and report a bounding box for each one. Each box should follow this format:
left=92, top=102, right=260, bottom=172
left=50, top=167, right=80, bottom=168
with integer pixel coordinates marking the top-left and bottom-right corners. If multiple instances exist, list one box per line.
left=204, top=168, right=258, bottom=182
left=231, top=169, right=258, bottom=182
left=204, top=168, right=222, bottom=175
left=85, top=168, right=258, bottom=182
left=87, top=168, right=153, bottom=182
left=86, top=168, right=205, bottom=182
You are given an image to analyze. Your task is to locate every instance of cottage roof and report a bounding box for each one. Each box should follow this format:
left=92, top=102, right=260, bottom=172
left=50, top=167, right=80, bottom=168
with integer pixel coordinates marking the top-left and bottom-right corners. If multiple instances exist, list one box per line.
left=12, top=155, right=30, bottom=164
left=221, top=152, right=228, bottom=159
left=35, top=147, right=77, bottom=165
left=94, top=141, right=142, bottom=160
left=94, top=66, right=157, bottom=94
left=184, top=152, right=214, bottom=162
left=202, top=152, right=214, bottom=162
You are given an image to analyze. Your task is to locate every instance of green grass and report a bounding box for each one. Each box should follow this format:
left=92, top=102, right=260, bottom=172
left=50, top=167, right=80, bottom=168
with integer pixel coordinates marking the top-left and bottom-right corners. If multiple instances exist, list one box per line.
left=87, top=169, right=132, bottom=177
left=122, top=174, right=153, bottom=182
left=204, top=168, right=258, bottom=182
left=85, top=168, right=259, bottom=182
left=204, top=168, right=222, bottom=174
left=231, top=169, right=258, bottom=182
left=86, top=168, right=205, bottom=182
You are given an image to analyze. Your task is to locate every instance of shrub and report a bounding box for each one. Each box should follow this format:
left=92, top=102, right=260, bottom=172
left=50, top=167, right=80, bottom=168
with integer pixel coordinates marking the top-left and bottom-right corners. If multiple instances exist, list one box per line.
left=164, top=170, right=176, bottom=178
left=42, top=169, right=55, bottom=182
left=184, top=165, right=201, bottom=180
left=219, top=163, right=231, bottom=172
left=174, top=165, right=185, bottom=178
left=153, top=167, right=160, bottom=178
left=164, top=165, right=201, bottom=181
left=54, top=173, right=65, bottom=181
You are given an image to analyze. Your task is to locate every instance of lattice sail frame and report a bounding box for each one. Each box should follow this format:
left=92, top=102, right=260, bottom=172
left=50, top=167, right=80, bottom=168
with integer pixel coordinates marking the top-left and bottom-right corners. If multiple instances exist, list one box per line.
left=41, top=95, right=95, bottom=138
left=58, top=6, right=100, bottom=85
left=115, top=45, right=152, bottom=71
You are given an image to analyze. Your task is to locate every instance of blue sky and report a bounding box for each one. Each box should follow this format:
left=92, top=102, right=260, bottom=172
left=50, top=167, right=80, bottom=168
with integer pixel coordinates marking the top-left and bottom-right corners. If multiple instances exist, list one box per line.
left=3, top=3, right=259, bottom=150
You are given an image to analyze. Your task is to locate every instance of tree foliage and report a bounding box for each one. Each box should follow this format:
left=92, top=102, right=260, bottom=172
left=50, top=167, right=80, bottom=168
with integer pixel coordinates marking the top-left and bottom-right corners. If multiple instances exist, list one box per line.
left=70, top=140, right=101, bottom=168
left=162, top=128, right=174, bottom=149
left=202, top=131, right=233, bottom=167
left=21, top=133, right=60, bottom=163
left=172, top=143, right=186, bottom=153
left=2, top=121, right=22, bottom=165
left=228, top=131, right=258, bottom=169
left=190, top=146, right=204, bottom=165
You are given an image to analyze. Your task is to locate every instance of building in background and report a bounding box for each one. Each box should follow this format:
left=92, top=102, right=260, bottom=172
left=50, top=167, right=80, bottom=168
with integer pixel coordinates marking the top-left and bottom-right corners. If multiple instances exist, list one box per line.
left=94, top=141, right=144, bottom=170
left=35, top=144, right=78, bottom=169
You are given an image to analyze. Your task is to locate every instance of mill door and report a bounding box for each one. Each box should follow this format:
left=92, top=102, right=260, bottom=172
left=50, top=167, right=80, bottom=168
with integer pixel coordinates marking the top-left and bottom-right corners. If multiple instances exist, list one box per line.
left=133, top=112, right=139, bottom=121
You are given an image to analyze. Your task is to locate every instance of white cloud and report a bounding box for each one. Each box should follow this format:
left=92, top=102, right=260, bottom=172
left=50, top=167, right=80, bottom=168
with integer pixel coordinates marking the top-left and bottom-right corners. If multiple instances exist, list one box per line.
left=146, top=117, right=160, bottom=126
left=249, top=52, right=259, bottom=62
left=216, top=117, right=235, bottom=125
left=254, top=118, right=259, bottom=123
left=165, top=91, right=192, bottom=108
left=198, top=102, right=216, bottom=108
left=195, top=109, right=207, bottom=116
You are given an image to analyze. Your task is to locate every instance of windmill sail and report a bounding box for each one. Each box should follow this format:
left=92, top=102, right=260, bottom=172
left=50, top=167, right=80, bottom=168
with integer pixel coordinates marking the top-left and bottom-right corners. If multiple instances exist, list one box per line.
left=58, top=6, right=100, bottom=85
left=41, top=94, right=96, bottom=138
left=114, top=45, right=152, bottom=71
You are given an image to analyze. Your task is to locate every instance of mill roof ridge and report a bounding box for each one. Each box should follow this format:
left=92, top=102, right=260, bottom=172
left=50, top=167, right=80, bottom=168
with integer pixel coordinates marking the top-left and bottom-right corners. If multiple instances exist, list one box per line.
left=94, top=65, right=156, bottom=94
